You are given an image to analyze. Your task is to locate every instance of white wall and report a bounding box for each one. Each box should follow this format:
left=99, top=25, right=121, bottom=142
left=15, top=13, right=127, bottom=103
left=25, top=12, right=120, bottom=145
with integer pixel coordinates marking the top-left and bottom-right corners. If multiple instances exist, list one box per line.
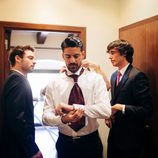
left=0, top=0, right=157, bottom=157
left=119, top=0, right=158, bottom=27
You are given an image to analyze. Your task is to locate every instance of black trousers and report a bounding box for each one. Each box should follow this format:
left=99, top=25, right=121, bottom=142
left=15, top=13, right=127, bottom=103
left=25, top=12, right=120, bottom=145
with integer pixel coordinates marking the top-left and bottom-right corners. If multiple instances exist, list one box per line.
left=56, top=130, right=103, bottom=158
left=107, top=142, right=143, bottom=158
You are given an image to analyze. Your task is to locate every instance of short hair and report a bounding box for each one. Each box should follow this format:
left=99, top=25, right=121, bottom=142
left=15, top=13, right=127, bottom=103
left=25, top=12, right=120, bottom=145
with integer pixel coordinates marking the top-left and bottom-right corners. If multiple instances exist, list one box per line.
left=9, top=45, right=34, bottom=66
left=107, top=39, right=134, bottom=63
left=61, top=34, right=83, bottom=52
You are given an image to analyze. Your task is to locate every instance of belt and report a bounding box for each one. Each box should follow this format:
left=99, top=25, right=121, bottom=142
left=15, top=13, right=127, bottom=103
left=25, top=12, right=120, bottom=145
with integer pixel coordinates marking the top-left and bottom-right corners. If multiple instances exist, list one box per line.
left=59, top=130, right=99, bottom=142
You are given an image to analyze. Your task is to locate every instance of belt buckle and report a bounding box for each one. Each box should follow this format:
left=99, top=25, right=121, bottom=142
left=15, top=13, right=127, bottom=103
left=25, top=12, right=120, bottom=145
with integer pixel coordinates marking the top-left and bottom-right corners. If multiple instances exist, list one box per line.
left=72, top=136, right=80, bottom=142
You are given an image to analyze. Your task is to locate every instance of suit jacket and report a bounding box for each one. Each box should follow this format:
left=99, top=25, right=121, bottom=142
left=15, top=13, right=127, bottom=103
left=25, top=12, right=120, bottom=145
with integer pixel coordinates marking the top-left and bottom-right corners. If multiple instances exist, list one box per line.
left=0, top=70, right=39, bottom=158
left=108, top=64, right=152, bottom=150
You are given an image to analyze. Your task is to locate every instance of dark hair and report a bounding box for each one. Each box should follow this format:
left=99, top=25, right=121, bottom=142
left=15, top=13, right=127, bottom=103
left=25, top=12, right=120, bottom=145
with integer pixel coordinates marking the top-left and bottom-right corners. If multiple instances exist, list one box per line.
left=9, top=45, right=34, bottom=66
left=61, top=34, right=83, bottom=51
left=107, top=39, right=134, bottom=63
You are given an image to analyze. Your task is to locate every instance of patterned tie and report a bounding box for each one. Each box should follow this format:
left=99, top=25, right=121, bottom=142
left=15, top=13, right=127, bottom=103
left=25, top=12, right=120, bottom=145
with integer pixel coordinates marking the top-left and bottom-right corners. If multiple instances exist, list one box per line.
left=116, top=71, right=122, bottom=86
left=67, top=68, right=85, bottom=131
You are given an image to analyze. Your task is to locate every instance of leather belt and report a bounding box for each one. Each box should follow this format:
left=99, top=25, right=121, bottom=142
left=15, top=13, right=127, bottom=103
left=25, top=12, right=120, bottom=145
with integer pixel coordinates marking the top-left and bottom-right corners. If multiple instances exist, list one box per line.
left=59, top=130, right=99, bottom=142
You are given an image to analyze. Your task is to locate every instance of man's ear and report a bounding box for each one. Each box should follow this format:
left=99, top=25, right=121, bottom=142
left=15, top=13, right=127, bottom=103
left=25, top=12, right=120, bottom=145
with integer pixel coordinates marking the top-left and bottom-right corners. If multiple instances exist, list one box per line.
left=15, top=55, right=21, bottom=63
left=82, top=51, right=86, bottom=59
left=62, top=52, right=64, bottom=59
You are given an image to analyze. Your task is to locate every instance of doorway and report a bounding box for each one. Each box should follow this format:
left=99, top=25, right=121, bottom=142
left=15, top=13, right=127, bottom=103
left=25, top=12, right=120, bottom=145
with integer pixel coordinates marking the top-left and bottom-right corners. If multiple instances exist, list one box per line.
left=0, top=21, right=86, bottom=158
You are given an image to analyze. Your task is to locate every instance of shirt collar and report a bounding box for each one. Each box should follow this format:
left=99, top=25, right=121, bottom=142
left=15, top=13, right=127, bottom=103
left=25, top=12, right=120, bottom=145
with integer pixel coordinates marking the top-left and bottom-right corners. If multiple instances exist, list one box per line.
left=66, top=67, right=83, bottom=76
left=11, top=69, right=26, bottom=77
left=119, top=63, right=130, bottom=76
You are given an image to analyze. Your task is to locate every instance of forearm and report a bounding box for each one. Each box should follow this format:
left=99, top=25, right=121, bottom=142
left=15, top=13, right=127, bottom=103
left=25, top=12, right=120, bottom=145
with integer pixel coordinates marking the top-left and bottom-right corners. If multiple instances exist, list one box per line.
left=92, top=64, right=111, bottom=90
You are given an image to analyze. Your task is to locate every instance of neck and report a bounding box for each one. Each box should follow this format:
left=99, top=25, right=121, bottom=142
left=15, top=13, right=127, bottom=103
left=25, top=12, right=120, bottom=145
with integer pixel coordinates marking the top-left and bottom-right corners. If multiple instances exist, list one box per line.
left=118, top=61, right=129, bottom=70
left=11, top=66, right=26, bottom=76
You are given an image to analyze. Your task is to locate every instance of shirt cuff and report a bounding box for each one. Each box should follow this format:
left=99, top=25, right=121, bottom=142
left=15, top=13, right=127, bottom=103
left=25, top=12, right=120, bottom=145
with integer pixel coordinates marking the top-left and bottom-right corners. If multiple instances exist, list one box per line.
left=73, top=104, right=85, bottom=110
left=122, top=104, right=125, bottom=114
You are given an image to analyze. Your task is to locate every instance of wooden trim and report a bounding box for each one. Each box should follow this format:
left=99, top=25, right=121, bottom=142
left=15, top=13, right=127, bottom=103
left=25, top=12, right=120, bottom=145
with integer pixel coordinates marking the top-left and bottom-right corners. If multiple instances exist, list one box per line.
left=0, top=21, right=86, bottom=93
left=0, top=25, right=5, bottom=92
left=119, top=15, right=158, bottom=32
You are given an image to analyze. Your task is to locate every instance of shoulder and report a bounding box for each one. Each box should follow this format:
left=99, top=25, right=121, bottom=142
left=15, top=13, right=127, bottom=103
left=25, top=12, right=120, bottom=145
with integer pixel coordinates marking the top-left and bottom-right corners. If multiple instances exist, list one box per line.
left=84, top=69, right=102, bottom=78
left=84, top=69, right=106, bottom=84
left=5, top=72, right=25, bottom=86
left=46, top=73, right=66, bottom=87
left=130, top=67, right=147, bottom=79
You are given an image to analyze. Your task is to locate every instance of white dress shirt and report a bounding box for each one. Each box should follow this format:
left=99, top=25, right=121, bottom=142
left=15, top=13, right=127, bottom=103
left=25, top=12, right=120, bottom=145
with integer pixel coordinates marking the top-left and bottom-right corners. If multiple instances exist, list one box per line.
left=42, top=67, right=111, bottom=137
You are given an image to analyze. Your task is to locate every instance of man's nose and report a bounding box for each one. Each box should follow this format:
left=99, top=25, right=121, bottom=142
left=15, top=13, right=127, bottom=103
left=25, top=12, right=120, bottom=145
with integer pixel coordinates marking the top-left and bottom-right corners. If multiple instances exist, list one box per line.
left=33, top=59, right=36, bottom=64
left=69, top=57, right=75, bottom=63
left=108, top=54, right=112, bottom=59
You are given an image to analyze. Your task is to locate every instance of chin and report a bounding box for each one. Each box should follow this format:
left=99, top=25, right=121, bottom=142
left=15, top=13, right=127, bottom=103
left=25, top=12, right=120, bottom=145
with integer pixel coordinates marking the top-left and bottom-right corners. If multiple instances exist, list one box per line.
left=68, top=66, right=79, bottom=73
left=69, top=69, right=77, bottom=73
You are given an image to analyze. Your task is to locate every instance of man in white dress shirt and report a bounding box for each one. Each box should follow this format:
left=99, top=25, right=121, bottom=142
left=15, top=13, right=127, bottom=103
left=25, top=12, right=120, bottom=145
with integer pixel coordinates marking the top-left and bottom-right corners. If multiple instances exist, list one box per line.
left=42, top=35, right=111, bottom=158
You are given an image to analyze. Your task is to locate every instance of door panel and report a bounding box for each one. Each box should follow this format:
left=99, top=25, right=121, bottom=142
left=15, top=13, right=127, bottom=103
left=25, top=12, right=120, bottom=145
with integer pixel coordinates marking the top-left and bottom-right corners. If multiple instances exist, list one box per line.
left=119, top=15, right=158, bottom=158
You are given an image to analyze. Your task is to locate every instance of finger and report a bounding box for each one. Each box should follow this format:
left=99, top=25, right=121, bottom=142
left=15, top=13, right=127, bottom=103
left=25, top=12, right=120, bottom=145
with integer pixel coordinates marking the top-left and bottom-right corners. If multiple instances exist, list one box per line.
left=71, top=109, right=84, bottom=122
left=55, top=107, right=64, bottom=116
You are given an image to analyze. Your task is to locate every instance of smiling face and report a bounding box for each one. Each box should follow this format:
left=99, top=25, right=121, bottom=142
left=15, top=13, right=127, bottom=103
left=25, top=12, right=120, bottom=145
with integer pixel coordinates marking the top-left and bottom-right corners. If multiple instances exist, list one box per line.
left=62, top=47, right=85, bottom=73
left=108, top=48, right=128, bottom=70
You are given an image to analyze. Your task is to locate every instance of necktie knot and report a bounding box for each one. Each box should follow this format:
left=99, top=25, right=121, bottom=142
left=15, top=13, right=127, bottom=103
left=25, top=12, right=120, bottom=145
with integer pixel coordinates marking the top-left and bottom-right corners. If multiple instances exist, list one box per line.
left=69, top=74, right=79, bottom=83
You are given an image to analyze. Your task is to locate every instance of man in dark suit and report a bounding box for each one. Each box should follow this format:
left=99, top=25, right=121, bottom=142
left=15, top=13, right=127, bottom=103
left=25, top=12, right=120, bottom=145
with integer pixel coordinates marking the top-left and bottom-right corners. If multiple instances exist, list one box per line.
left=0, top=46, right=43, bottom=158
left=106, top=39, right=153, bottom=158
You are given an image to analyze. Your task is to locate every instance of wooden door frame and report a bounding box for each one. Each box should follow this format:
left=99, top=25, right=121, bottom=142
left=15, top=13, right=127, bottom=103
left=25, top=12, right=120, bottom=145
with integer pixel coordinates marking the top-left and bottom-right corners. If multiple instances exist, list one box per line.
left=0, top=21, right=86, bottom=93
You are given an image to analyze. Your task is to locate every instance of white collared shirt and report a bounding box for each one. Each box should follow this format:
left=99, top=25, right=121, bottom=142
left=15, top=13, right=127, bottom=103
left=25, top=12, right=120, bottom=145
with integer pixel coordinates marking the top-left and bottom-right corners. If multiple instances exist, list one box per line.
left=119, top=63, right=130, bottom=82
left=42, top=67, right=111, bottom=137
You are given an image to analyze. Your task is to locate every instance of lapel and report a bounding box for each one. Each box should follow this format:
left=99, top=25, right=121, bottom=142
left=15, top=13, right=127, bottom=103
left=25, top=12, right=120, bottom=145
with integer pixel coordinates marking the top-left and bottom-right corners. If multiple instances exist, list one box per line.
left=111, top=71, right=117, bottom=101
left=112, top=64, right=133, bottom=104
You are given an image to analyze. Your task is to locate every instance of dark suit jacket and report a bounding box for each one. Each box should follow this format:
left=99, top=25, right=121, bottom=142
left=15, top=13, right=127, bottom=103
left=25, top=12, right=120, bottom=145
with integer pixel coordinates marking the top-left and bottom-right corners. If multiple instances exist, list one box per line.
left=0, top=70, right=39, bottom=158
left=108, top=64, right=152, bottom=151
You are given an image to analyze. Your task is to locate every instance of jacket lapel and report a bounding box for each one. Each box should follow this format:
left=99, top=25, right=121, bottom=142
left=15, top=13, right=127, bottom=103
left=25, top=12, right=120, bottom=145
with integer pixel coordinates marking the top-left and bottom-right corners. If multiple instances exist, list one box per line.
left=111, top=71, right=117, bottom=104
left=112, top=65, right=133, bottom=104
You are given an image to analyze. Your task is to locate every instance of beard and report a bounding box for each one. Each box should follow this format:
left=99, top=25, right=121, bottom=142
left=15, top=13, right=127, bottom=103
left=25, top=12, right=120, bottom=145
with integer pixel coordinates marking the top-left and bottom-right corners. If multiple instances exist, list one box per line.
left=67, top=63, right=80, bottom=73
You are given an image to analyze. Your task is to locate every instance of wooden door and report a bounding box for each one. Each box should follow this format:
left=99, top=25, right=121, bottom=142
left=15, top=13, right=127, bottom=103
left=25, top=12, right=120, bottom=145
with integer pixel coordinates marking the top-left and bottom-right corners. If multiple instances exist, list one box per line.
left=119, top=15, right=158, bottom=158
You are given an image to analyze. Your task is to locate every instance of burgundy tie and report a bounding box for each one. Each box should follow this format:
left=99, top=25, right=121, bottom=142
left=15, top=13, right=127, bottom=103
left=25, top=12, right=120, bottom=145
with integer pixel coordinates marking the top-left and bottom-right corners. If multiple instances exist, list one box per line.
left=68, top=68, right=85, bottom=131
left=116, top=71, right=122, bottom=86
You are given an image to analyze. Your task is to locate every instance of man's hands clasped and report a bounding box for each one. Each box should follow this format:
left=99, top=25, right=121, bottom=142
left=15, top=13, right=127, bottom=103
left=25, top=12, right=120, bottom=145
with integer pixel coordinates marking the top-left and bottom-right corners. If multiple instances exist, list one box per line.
left=55, top=103, right=84, bottom=124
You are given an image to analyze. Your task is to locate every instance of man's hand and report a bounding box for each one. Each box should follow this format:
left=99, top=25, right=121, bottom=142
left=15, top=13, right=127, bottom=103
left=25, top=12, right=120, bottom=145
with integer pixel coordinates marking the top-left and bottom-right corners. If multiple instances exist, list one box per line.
left=105, top=104, right=124, bottom=128
left=105, top=114, right=115, bottom=128
left=61, top=109, right=84, bottom=124
left=112, top=104, right=124, bottom=115
left=59, top=66, right=66, bottom=73
left=55, top=102, right=74, bottom=116
left=31, top=151, right=43, bottom=158
left=82, top=59, right=100, bottom=72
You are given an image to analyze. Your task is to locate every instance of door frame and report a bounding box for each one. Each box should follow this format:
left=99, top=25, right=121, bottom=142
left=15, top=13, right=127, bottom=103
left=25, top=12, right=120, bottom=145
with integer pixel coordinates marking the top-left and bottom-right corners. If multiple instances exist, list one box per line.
left=0, top=21, right=86, bottom=93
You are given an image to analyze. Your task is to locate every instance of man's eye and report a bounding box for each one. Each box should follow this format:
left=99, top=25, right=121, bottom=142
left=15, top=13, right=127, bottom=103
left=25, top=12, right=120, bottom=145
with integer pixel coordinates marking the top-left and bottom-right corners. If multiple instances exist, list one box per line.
left=28, top=56, right=33, bottom=60
left=65, top=56, right=70, bottom=58
left=74, top=55, right=79, bottom=59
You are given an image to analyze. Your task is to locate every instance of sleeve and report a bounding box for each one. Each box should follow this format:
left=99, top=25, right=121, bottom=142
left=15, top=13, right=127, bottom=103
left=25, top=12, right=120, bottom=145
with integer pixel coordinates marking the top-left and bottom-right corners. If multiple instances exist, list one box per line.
left=6, top=77, right=39, bottom=157
left=125, top=72, right=153, bottom=119
left=42, top=81, right=63, bottom=126
left=74, top=75, right=111, bottom=119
